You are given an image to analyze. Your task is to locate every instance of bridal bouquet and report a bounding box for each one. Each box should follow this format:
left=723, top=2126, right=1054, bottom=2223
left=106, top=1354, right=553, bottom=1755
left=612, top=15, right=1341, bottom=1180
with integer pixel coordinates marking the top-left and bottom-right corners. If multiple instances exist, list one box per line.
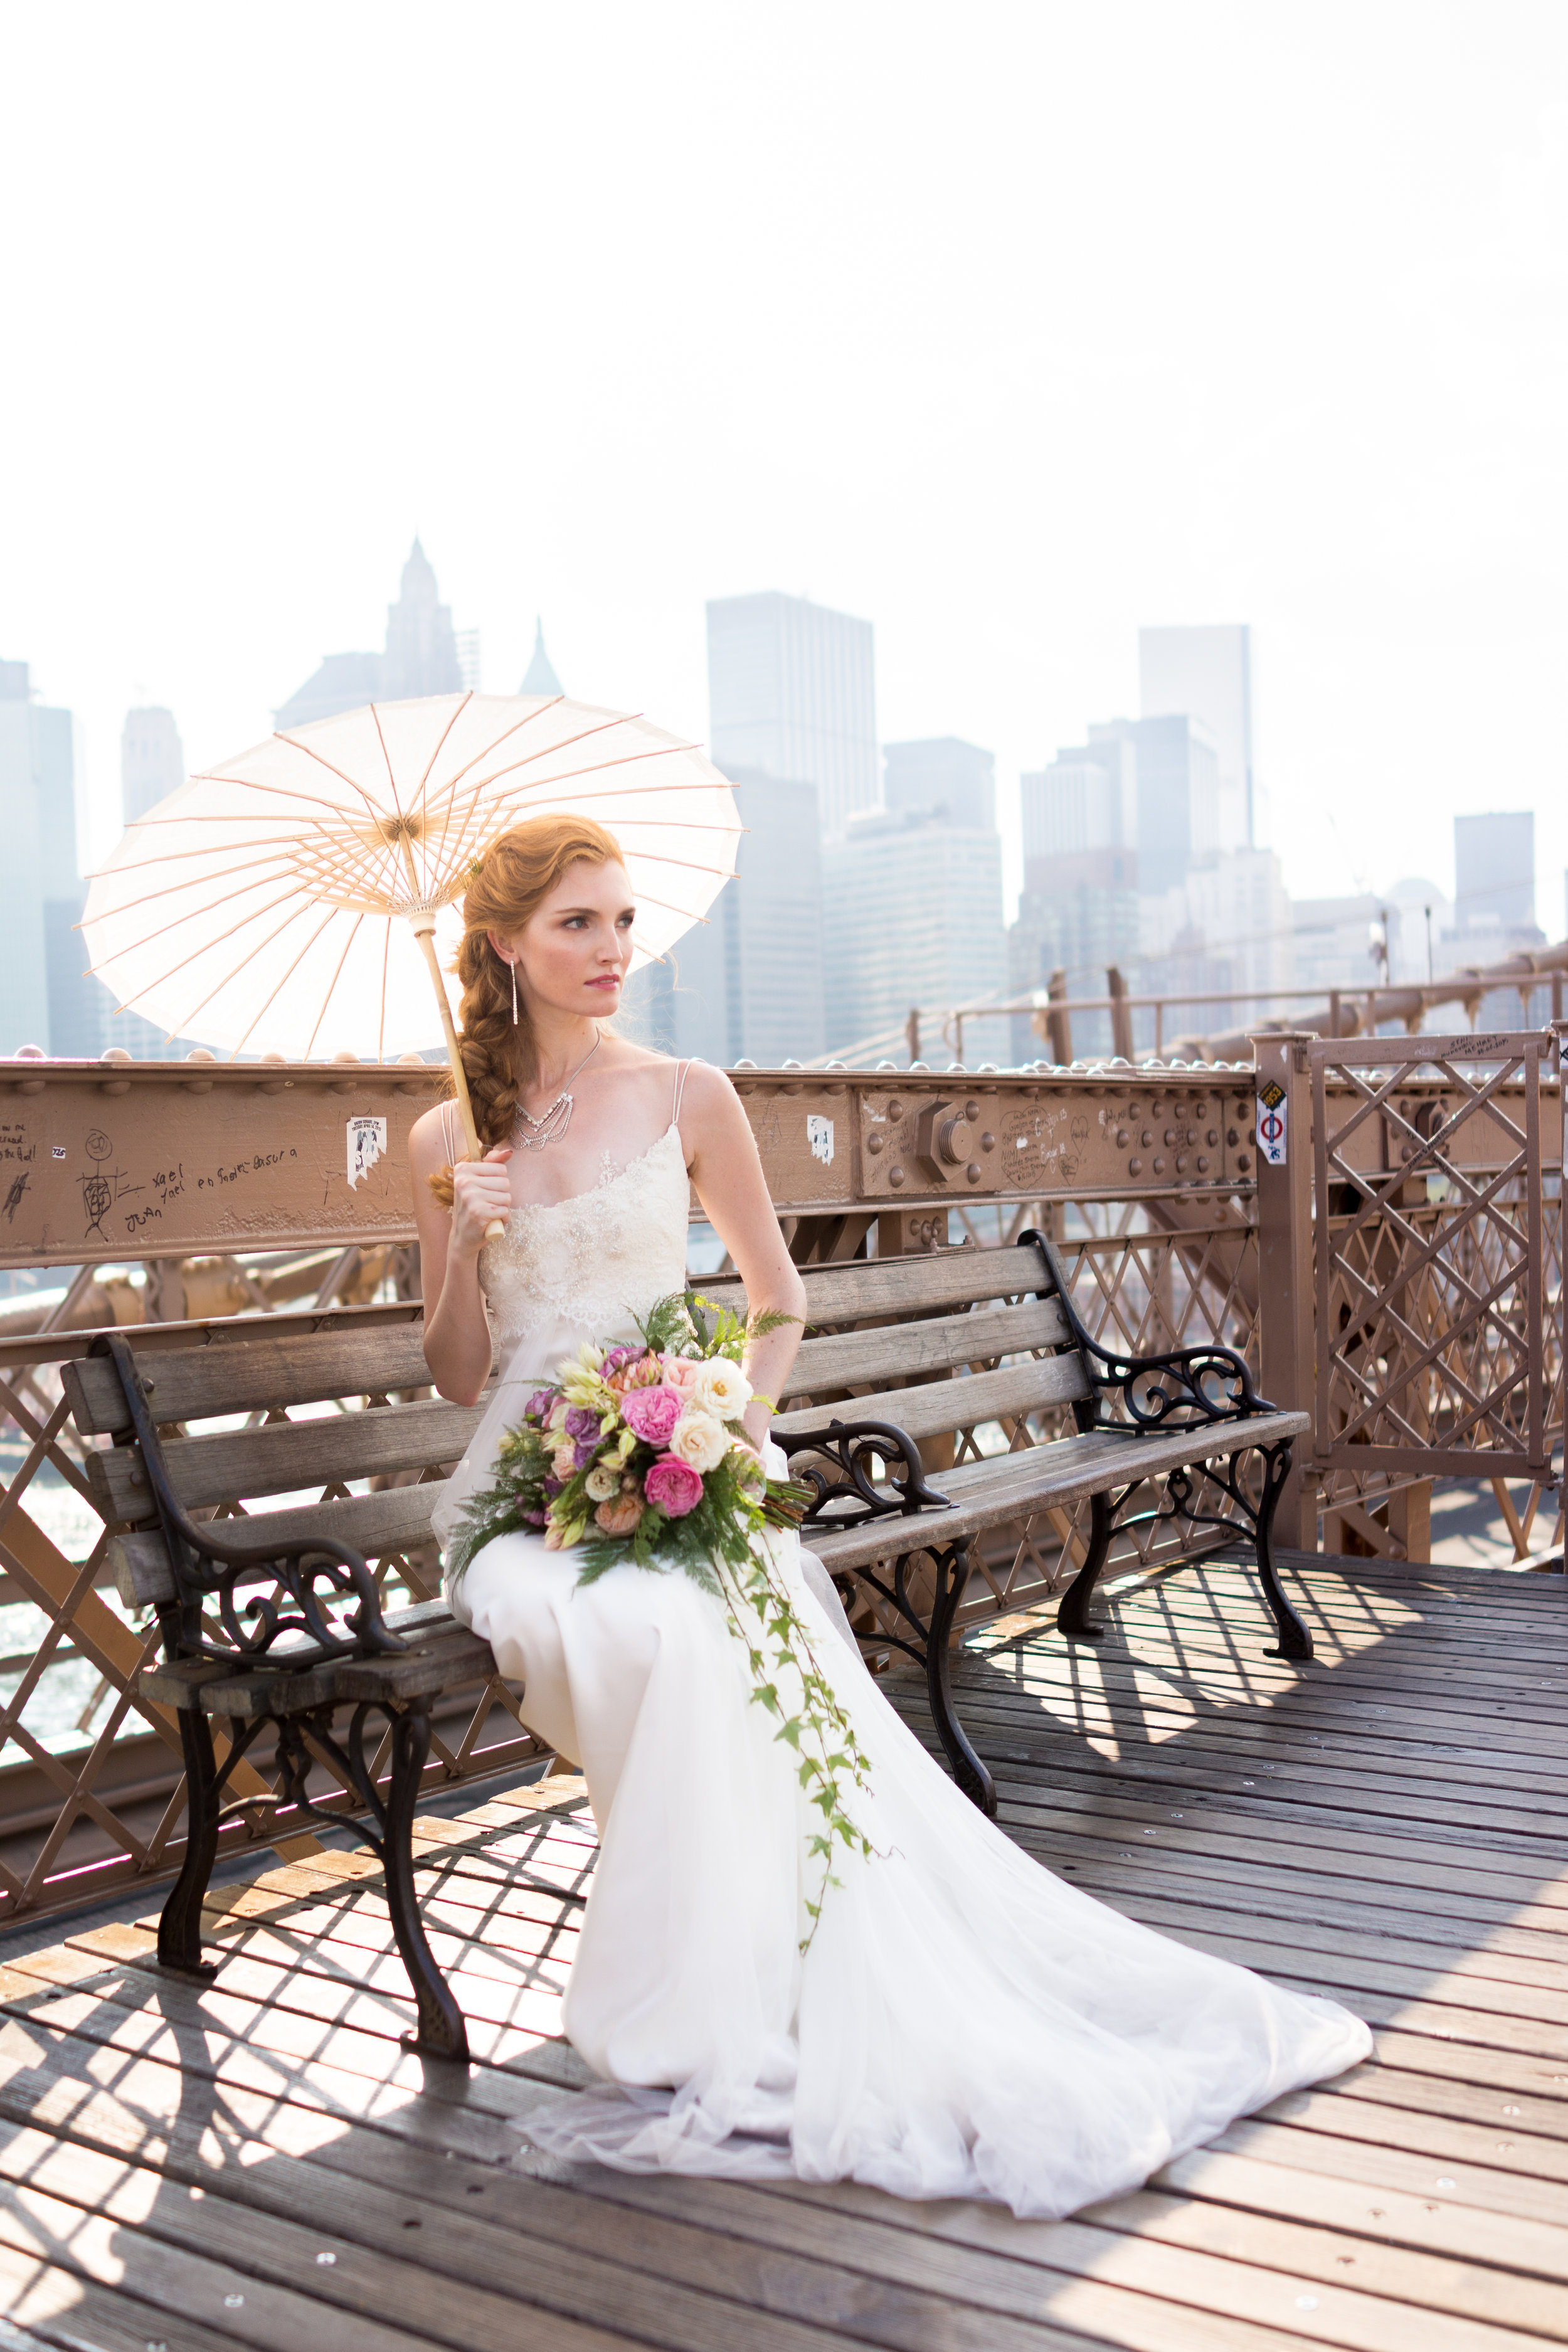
left=446, top=1291, right=874, bottom=1940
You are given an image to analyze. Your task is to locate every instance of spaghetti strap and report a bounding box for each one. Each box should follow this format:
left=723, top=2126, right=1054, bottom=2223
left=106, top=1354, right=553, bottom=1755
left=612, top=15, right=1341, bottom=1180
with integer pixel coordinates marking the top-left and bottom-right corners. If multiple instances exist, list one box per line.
left=671, top=1057, right=701, bottom=1125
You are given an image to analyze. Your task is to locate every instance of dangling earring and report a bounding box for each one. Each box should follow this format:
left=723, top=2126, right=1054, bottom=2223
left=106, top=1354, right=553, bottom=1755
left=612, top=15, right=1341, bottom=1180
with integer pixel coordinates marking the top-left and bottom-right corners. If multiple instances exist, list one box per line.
left=509, top=958, right=519, bottom=1026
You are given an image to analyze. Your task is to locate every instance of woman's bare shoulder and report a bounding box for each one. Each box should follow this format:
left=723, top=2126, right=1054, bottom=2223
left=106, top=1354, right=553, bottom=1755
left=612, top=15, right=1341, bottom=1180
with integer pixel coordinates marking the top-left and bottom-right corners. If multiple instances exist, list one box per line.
left=408, top=1100, right=455, bottom=1167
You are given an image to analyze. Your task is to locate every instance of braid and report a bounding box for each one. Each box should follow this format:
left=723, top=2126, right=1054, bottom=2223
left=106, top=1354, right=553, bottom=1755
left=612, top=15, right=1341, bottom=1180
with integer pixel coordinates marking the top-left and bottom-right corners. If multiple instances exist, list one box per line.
left=426, top=812, right=623, bottom=1209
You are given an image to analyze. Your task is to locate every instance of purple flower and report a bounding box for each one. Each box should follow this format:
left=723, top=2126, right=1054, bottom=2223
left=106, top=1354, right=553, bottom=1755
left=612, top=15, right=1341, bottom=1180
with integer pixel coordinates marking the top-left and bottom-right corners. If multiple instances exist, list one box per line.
left=524, top=1388, right=556, bottom=1424
left=621, top=1384, right=683, bottom=1449
left=645, top=1454, right=704, bottom=1518
left=542, top=1476, right=563, bottom=1497
left=573, top=1438, right=598, bottom=1470
left=564, top=1405, right=601, bottom=1442
left=600, top=1344, right=643, bottom=1377
left=522, top=1508, right=548, bottom=1527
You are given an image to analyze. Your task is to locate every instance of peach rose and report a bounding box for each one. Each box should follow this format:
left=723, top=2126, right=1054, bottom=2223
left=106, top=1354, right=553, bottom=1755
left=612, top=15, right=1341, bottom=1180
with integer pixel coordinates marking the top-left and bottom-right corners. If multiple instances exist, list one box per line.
left=595, top=1494, right=644, bottom=1535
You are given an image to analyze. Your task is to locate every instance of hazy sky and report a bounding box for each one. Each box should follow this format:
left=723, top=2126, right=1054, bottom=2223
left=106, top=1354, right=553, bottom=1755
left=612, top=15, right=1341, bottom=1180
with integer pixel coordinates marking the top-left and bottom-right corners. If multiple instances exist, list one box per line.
left=4, top=3, right=1566, bottom=939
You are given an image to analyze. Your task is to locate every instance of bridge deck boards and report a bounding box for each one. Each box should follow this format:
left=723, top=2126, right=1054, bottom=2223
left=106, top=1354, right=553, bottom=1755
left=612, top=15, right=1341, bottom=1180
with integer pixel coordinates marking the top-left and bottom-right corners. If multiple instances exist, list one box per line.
left=0, top=1552, right=1562, bottom=2351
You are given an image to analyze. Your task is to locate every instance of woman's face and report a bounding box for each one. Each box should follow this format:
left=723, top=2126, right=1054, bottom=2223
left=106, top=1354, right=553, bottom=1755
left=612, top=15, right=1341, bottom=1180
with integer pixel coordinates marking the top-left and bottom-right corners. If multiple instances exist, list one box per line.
left=490, top=858, right=635, bottom=1022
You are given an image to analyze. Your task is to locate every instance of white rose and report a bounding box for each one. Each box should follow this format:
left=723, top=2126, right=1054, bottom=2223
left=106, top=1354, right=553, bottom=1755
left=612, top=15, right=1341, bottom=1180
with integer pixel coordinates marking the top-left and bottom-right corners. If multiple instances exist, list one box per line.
left=584, top=1463, right=620, bottom=1502
left=693, top=1358, right=752, bottom=1418
left=668, top=1409, right=729, bottom=1473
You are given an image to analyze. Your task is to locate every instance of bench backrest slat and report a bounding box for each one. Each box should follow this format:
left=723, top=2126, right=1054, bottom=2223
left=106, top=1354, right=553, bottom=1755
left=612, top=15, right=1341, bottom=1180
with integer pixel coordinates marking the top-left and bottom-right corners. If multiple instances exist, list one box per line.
left=64, top=1325, right=454, bottom=1436
left=702, top=1239, right=1049, bottom=1327
left=786, top=1297, right=1069, bottom=1397
left=775, top=1352, right=1091, bottom=1441
left=87, top=1394, right=484, bottom=1522
left=110, top=1480, right=446, bottom=1606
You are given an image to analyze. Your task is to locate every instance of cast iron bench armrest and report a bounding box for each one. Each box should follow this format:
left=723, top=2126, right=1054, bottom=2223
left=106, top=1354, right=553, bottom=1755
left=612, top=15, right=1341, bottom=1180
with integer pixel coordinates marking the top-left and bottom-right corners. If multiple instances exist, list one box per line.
left=777, top=1417, right=953, bottom=1528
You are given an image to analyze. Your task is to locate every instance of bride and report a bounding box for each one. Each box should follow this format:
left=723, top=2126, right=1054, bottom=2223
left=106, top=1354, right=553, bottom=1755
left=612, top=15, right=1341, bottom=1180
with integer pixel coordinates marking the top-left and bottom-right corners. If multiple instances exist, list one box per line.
left=409, top=812, right=1370, bottom=2220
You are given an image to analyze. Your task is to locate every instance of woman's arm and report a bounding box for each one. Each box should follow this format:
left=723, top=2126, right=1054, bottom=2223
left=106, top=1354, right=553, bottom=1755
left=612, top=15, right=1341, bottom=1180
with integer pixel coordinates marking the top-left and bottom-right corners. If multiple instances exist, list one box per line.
left=408, top=1109, right=515, bottom=1407
left=679, top=1065, right=808, bottom=1448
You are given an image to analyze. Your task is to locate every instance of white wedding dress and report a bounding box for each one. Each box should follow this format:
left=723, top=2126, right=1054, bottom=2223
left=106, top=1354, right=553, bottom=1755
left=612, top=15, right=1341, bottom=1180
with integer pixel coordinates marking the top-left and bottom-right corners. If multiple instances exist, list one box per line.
left=434, top=1066, right=1371, bottom=2220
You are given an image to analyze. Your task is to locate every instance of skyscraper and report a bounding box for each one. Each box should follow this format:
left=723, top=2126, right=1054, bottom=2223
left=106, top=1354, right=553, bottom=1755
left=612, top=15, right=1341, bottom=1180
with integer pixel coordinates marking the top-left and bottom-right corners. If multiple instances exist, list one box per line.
left=1453, top=812, right=1535, bottom=934
left=1011, top=736, right=1141, bottom=1059
left=1139, top=625, right=1254, bottom=850
left=0, top=662, right=100, bottom=1057
left=121, top=706, right=184, bottom=823
left=706, top=591, right=877, bottom=839
left=275, top=540, right=466, bottom=727
left=380, top=539, right=463, bottom=702
left=621, top=768, right=825, bottom=1065
left=1088, top=716, right=1218, bottom=891
left=882, top=738, right=995, bottom=832
left=824, top=808, right=1004, bottom=1061
left=110, top=707, right=189, bottom=1056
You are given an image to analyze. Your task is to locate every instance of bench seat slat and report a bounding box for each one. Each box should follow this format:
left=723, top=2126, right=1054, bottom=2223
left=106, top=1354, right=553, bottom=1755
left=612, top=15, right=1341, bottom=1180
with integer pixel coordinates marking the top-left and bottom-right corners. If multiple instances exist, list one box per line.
left=787, top=1298, right=1069, bottom=1395
left=88, top=1394, right=483, bottom=1519
left=140, top=1618, right=497, bottom=1717
left=800, top=1409, right=1308, bottom=1573
left=775, top=1353, right=1091, bottom=1441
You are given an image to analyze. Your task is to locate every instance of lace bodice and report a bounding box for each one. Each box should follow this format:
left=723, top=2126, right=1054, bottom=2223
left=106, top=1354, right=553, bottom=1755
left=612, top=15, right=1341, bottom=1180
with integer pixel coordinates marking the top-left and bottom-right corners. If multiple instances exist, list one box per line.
left=478, top=1121, right=692, bottom=1361
left=431, top=1091, right=696, bottom=1560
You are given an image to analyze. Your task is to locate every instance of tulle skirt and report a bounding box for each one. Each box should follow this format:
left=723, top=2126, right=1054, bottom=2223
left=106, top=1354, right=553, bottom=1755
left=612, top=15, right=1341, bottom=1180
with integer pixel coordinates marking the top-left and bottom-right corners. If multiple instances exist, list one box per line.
left=452, top=1481, right=1370, bottom=2220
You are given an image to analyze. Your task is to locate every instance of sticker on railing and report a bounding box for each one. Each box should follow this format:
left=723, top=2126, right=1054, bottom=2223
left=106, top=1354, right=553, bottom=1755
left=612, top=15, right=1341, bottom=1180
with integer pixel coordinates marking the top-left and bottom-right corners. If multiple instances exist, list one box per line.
left=807, top=1115, right=835, bottom=1166
left=347, top=1116, right=388, bottom=1189
left=1256, top=1079, right=1287, bottom=1166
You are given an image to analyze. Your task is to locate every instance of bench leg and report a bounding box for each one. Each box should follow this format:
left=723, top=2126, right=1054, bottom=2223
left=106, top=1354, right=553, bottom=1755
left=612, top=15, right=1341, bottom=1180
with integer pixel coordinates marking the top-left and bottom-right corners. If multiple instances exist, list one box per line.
left=1056, top=1491, right=1113, bottom=1643
left=926, top=1542, right=997, bottom=1817
left=159, top=1704, right=220, bottom=1981
left=1254, top=1441, right=1314, bottom=1661
left=383, top=1702, right=471, bottom=2063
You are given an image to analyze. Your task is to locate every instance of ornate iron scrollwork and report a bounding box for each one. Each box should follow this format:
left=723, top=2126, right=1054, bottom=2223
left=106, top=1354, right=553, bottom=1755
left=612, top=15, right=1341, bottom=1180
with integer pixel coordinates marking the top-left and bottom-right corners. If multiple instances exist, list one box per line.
left=779, top=1416, right=951, bottom=1528
left=1017, top=1232, right=1313, bottom=1662
left=98, top=1332, right=408, bottom=1669
left=778, top=1420, right=994, bottom=1814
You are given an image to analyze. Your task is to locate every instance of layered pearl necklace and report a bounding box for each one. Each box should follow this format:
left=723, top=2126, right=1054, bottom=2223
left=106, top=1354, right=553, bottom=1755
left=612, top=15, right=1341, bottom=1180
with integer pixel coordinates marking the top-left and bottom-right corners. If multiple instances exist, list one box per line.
left=512, top=1028, right=603, bottom=1152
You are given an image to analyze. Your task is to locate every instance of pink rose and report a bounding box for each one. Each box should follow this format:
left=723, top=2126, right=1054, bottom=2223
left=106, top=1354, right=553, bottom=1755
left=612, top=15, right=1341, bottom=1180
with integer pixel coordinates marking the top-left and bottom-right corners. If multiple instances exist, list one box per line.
left=661, top=1353, right=703, bottom=1396
left=621, top=1384, right=683, bottom=1448
left=644, top=1454, right=704, bottom=1517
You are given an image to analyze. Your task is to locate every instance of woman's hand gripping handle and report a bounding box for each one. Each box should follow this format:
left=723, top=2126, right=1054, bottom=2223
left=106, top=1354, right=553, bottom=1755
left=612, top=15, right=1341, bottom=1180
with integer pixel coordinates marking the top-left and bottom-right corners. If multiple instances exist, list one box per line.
left=450, top=1147, right=514, bottom=1255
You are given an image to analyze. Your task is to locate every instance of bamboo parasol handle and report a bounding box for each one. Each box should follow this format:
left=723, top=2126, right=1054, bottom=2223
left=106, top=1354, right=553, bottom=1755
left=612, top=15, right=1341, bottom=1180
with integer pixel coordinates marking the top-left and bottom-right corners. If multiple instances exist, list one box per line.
left=408, top=910, right=507, bottom=1242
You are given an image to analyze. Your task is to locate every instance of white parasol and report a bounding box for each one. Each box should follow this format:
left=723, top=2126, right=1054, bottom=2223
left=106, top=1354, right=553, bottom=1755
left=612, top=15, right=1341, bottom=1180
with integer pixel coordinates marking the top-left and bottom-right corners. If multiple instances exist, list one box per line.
left=81, top=691, right=741, bottom=1167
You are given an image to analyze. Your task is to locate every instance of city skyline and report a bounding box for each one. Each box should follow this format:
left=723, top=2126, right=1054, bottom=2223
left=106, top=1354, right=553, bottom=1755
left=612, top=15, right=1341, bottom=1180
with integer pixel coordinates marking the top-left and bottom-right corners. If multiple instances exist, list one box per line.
left=5, top=8, right=1565, bottom=939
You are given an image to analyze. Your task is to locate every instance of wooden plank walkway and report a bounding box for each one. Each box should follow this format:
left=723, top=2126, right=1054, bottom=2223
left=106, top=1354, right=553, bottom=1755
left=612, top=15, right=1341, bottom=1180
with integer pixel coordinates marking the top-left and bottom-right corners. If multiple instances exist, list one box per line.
left=0, top=1552, right=1561, bottom=2351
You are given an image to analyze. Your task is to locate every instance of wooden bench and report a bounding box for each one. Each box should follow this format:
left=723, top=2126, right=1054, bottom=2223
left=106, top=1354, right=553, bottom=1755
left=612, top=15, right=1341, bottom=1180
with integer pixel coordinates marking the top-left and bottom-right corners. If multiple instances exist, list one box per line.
left=63, top=1230, right=1308, bottom=2063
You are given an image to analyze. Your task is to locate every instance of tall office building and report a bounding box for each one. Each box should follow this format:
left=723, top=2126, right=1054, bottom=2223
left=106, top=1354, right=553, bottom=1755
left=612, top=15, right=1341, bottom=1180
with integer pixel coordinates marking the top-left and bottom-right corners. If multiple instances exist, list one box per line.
left=824, top=808, right=1004, bottom=1061
left=0, top=663, right=100, bottom=1057
left=621, top=768, right=825, bottom=1065
left=275, top=539, right=465, bottom=728
left=706, top=591, right=877, bottom=839
left=1139, top=624, right=1254, bottom=850
left=380, top=539, right=463, bottom=702
left=1020, top=737, right=1138, bottom=891
left=883, top=738, right=994, bottom=832
left=108, top=707, right=189, bottom=1055
left=1091, top=716, right=1219, bottom=891
left=1453, top=812, right=1535, bottom=935
left=1011, top=738, right=1141, bottom=1059
left=1139, top=848, right=1294, bottom=1038
left=121, top=707, right=184, bottom=823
